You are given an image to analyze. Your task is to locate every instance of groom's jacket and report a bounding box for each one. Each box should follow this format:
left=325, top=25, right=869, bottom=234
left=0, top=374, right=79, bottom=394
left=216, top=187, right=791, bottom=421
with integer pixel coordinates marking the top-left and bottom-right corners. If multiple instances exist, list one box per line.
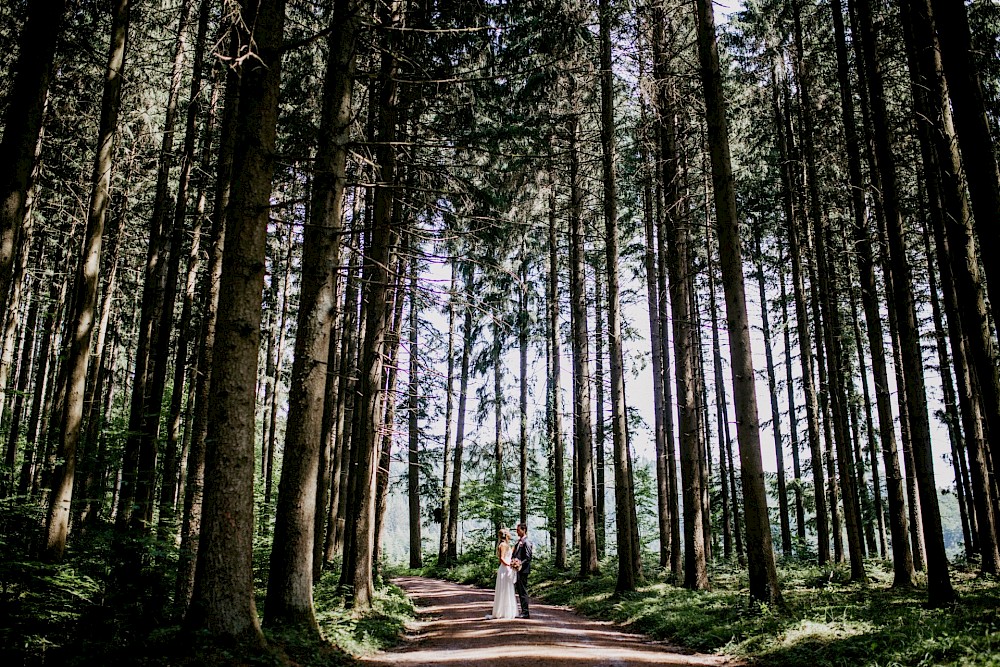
left=513, top=537, right=533, bottom=574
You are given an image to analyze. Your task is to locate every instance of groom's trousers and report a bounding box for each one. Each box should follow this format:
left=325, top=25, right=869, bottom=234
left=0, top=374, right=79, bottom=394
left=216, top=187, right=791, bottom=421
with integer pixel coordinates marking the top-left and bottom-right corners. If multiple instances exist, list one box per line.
left=515, top=570, right=529, bottom=616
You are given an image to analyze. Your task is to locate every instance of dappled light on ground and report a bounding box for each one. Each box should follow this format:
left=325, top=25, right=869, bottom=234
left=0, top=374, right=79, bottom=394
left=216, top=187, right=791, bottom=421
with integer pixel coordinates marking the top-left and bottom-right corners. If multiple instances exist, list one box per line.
left=360, top=577, right=741, bottom=667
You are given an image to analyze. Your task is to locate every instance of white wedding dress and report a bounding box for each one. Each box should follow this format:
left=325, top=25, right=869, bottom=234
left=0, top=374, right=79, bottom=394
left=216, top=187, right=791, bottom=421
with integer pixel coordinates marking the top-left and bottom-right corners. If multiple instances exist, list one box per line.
left=491, top=542, right=518, bottom=619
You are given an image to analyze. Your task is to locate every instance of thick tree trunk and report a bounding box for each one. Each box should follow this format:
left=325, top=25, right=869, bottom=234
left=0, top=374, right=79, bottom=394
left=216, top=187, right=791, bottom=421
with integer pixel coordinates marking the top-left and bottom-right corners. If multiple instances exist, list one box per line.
left=43, top=0, right=131, bottom=561
left=175, top=52, right=237, bottom=616
left=852, top=0, right=955, bottom=605
left=902, top=0, right=1000, bottom=574
left=264, top=0, right=358, bottom=632
left=346, top=0, right=403, bottom=611
left=184, top=0, right=285, bottom=642
left=928, top=0, right=1000, bottom=345
left=694, top=0, right=781, bottom=603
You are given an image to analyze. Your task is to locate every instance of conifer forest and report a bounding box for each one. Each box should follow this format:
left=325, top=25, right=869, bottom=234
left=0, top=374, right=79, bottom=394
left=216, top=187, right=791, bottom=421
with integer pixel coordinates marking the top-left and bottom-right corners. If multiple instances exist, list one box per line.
left=2, top=0, right=1000, bottom=664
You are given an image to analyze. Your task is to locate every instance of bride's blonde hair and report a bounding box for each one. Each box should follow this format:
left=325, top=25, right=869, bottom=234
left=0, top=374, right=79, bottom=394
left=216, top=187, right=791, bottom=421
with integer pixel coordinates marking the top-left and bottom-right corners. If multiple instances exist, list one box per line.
left=499, top=527, right=511, bottom=543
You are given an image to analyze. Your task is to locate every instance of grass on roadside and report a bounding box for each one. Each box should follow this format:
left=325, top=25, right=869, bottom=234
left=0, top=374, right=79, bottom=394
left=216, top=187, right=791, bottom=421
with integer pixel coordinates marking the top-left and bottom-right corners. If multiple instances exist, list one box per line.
left=422, top=554, right=1000, bottom=667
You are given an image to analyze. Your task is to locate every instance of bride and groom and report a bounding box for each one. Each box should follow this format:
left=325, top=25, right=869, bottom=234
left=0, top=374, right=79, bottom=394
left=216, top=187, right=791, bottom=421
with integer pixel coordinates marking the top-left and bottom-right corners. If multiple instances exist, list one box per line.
left=489, top=522, right=532, bottom=620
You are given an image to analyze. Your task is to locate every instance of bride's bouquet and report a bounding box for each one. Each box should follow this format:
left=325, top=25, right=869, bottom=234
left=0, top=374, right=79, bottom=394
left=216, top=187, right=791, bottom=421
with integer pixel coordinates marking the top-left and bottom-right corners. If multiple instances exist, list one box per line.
left=511, top=558, right=521, bottom=571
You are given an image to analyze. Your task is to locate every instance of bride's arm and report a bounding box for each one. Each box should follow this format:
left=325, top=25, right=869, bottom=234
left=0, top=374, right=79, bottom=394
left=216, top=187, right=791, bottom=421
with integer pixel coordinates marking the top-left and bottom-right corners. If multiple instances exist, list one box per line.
left=498, top=544, right=511, bottom=566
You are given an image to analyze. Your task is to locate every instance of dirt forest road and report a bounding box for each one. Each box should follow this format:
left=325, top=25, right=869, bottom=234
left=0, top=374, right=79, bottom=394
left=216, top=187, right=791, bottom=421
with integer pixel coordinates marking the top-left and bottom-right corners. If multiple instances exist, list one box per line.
left=360, top=577, right=742, bottom=667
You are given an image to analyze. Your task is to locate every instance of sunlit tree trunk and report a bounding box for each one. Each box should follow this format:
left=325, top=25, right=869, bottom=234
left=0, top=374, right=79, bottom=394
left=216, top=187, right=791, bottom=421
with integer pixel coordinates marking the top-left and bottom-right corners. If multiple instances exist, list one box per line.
left=264, top=0, right=358, bottom=631
left=44, top=0, right=132, bottom=561
left=184, top=0, right=285, bottom=641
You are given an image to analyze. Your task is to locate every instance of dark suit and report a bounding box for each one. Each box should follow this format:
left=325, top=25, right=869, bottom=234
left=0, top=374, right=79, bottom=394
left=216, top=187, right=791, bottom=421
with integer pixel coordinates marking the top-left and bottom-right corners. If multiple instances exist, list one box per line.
left=512, top=535, right=532, bottom=616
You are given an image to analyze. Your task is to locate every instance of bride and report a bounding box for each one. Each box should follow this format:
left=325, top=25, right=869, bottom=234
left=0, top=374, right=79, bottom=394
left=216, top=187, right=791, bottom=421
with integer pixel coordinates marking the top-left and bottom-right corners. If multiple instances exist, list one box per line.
left=489, top=527, right=518, bottom=619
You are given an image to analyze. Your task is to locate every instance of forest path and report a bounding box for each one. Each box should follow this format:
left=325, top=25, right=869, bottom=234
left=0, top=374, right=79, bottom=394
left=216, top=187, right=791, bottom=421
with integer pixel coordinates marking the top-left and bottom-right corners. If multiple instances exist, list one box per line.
left=359, top=576, right=742, bottom=667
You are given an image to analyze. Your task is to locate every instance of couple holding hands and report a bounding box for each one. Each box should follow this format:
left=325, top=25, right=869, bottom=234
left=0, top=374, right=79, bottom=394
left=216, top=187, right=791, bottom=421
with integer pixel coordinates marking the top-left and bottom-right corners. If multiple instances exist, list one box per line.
left=489, top=522, right=532, bottom=620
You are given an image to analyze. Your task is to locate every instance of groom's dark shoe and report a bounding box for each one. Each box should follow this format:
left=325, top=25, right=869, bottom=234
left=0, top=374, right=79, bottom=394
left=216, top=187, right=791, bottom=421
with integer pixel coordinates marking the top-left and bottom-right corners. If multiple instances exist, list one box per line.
left=516, top=612, right=530, bottom=619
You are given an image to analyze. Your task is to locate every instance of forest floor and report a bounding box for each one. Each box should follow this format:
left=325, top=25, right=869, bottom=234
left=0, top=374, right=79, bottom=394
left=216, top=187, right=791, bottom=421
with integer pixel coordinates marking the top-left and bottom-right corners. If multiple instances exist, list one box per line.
left=359, top=576, right=742, bottom=667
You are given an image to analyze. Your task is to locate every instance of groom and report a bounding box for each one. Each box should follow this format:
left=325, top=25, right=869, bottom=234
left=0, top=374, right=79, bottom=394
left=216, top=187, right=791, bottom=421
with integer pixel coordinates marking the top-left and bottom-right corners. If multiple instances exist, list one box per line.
left=512, top=522, right=532, bottom=619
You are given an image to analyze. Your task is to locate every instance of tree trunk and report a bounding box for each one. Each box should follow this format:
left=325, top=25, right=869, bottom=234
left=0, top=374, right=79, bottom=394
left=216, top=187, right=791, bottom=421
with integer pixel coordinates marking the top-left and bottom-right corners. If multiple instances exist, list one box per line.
left=694, top=0, right=781, bottom=603
left=776, top=238, right=807, bottom=546
left=0, top=0, right=67, bottom=312
left=902, top=0, right=1000, bottom=574
left=446, top=268, right=475, bottom=565
left=827, top=0, right=913, bottom=582
left=928, top=0, right=1000, bottom=345
left=408, top=254, right=422, bottom=569
left=183, top=0, right=284, bottom=641
left=641, top=117, right=671, bottom=569
left=599, top=0, right=640, bottom=589
left=175, top=50, right=237, bottom=615
left=438, top=262, right=457, bottom=563
left=752, top=230, right=792, bottom=558
left=263, top=0, right=358, bottom=632
left=43, top=0, right=131, bottom=562
left=345, top=0, right=403, bottom=611
left=852, top=0, right=956, bottom=604
left=159, top=0, right=212, bottom=539
left=567, top=74, right=599, bottom=577
left=773, top=63, right=830, bottom=566
left=547, top=174, right=567, bottom=570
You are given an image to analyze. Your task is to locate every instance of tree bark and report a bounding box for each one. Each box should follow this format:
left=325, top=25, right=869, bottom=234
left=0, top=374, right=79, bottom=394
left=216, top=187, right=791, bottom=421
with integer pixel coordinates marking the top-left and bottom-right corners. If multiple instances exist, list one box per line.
left=752, top=230, right=792, bottom=558
left=694, top=0, right=781, bottom=603
left=567, top=77, right=599, bottom=577
left=852, top=0, right=955, bottom=604
left=43, top=0, right=131, bottom=561
left=599, top=0, right=640, bottom=589
left=547, top=174, right=567, bottom=570
left=184, top=0, right=285, bottom=641
left=0, top=0, right=67, bottom=313
left=264, top=0, right=358, bottom=632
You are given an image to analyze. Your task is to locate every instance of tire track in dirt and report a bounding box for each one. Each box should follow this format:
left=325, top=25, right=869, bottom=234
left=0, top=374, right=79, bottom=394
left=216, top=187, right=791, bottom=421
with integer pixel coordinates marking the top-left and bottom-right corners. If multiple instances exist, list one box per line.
left=360, top=576, right=742, bottom=667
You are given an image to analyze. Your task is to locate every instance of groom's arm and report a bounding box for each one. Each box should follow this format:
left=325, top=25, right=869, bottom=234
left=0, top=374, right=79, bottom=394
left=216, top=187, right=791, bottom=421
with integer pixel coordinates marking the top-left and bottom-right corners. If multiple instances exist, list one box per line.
left=523, top=539, right=533, bottom=566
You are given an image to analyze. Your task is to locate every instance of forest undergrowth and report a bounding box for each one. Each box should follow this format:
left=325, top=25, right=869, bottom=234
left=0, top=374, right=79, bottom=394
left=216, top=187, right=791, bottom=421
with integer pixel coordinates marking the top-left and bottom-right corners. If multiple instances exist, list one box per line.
left=423, top=552, right=1000, bottom=667
left=0, top=502, right=416, bottom=667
